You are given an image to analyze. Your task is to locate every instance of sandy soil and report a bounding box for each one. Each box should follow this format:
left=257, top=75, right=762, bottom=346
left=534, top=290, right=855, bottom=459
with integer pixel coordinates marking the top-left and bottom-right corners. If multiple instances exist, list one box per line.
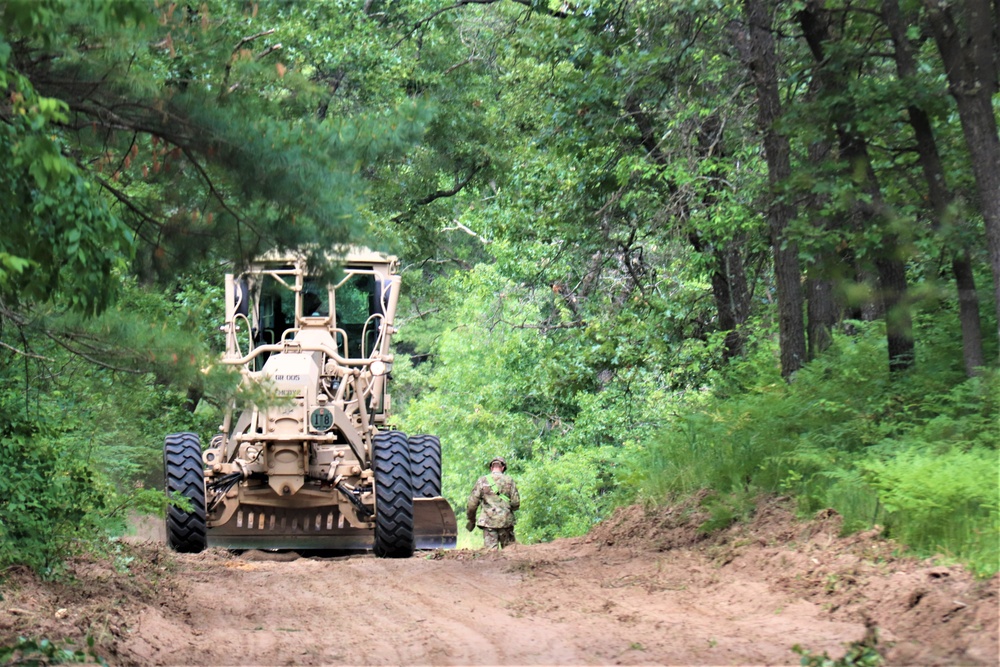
left=1, top=497, right=996, bottom=666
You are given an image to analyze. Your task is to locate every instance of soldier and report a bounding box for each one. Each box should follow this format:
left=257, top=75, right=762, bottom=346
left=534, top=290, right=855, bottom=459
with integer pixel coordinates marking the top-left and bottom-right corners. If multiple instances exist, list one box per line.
left=465, top=456, right=520, bottom=549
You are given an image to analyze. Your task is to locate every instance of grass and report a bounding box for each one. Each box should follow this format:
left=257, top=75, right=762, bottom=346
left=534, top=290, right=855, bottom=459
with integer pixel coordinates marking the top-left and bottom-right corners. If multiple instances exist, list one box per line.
left=628, top=327, right=999, bottom=577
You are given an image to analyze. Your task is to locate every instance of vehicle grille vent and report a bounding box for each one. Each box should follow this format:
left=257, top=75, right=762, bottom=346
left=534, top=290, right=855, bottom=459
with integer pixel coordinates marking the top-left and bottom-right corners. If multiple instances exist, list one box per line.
left=234, top=507, right=339, bottom=532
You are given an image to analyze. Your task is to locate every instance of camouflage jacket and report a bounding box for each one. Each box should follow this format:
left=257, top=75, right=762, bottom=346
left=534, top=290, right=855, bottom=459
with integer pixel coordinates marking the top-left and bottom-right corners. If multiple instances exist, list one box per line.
left=466, top=471, right=520, bottom=528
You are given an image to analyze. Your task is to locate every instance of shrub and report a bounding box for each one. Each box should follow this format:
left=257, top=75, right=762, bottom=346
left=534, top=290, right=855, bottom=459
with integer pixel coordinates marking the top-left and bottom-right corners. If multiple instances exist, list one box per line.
left=627, top=324, right=999, bottom=576
left=516, top=445, right=620, bottom=542
left=0, top=412, right=111, bottom=576
left=859, top=446, right=999, bottom=576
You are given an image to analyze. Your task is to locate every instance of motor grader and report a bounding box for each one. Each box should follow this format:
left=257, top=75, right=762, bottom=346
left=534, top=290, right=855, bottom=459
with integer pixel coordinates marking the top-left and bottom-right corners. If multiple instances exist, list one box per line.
left=163, top=248, right=456, bottom=557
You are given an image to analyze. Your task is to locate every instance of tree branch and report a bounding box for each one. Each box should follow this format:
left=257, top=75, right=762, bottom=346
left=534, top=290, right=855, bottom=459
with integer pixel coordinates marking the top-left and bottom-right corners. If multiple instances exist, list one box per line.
left=94, top=175, right=164, bottom=246
left=392, top=162, right=488, bottom=223
left=395, top=0, right=570, bottom=48
left=394, top=0, right=500, bottom=48
left=442, top=219, right=492, bottom=244
left=180, top=146, right=262, bottom=254
left=41, top=330, right=144, bottom=374
left=0, top=339, right=51, bottom=361
left=223, top=29, right=277, bottom=94
left=500, top=318, right=586, bottom=330
left=0, top=303, right=142, bottom=374
left=256, top=43, right=283, bottom=61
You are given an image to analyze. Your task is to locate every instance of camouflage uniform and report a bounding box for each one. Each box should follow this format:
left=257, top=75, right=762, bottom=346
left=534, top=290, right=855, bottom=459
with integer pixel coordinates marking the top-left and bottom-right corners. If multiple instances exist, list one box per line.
left=466, top=469, right=520, bottom=549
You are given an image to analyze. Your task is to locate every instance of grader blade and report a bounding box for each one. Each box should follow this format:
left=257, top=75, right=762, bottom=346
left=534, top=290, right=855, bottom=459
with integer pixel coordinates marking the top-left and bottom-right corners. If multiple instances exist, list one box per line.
left=414, top=497, right=458, bottom=550
left=205, top=498, right=457, bottom=552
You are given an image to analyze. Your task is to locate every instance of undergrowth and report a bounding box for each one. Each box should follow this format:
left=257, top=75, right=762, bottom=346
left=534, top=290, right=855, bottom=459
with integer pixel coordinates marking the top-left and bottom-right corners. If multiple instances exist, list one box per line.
left=793, top=627, right=885, bottom=667
left=0, top=636, right=106, bottom=665
left=629, top=322, right=999, bottom=577
left=0, top=389, right=166, bottom=578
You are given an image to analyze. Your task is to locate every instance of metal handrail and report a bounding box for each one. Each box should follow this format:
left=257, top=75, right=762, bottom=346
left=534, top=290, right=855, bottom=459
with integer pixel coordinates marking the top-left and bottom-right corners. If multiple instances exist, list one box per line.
left=222, top=340, right=380, bottom=368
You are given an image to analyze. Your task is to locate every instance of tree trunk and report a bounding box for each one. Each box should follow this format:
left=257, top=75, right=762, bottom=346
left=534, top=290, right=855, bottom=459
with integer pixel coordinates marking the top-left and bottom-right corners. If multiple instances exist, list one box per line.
left=953, top=252, right=986, bottom=374
left=689, top=232, right=751, bottom=360
left=184, top=385, right=202, bottom=413
left=874, top=253, right=914, bottom=371
left=741, top=0, right=807, bottom=378
left=925, top=0, right=1000, bottom=354
left=801, top=103, right=842, bottom=359
left=695, top=112, right=751, bottom=360
left=807, top=277, right=836, bottom=359
left=800, top=0, right=914, bottom=371
left=884, top=0, right=985, bottom=375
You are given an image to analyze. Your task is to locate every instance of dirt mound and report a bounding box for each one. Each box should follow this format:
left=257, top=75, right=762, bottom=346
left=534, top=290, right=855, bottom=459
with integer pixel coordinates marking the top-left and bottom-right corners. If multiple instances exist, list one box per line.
left=1, top=497, right=996, bottom=666
left=736, top=505, right=998, bottom=666
left=0, top=541, right=172, bottom=665
left=585, top=489, right=714, bottom=551
left=585, top=495, right=998, bottom=665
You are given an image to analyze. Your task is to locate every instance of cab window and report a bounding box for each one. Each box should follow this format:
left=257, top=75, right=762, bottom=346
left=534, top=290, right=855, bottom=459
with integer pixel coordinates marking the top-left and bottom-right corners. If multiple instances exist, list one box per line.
left=335, top=274, right=376, bottom=358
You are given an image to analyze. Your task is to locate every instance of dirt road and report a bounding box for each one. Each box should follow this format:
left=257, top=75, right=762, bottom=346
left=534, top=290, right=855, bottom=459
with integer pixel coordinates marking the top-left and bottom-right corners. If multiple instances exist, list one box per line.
left=122, top=544, right=862, bottom=666
left=2, top=500, right=996, bottom=666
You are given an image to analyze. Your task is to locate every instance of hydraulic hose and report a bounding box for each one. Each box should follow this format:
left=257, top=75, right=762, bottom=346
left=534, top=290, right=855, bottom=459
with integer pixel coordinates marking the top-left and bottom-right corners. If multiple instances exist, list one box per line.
left=335, top=481, right=373, bottom=518
left=206, top=472, right=243, bottom=512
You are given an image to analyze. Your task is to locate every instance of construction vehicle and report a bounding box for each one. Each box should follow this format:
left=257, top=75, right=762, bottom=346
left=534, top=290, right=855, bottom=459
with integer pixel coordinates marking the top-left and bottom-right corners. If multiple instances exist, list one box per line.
left=163, top=248, right=457, bottom=557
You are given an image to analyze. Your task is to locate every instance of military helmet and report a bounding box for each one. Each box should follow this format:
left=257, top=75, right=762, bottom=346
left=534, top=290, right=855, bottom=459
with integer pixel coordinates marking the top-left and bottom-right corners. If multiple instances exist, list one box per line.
left=488, top=456, right=507, bottom=471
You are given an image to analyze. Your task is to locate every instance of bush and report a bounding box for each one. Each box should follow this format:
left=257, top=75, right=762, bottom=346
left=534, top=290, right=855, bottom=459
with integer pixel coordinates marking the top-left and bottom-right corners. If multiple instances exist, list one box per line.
left=859, top=446, right=999, bottom=576
left=516, top=445, right=620, bottom=542
left=626, top=324, right=999, bottom=576
left=0, top=412, right=111, bottom=576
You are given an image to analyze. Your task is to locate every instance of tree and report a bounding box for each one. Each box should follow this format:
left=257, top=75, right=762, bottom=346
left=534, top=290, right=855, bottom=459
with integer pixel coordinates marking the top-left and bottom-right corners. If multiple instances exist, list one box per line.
left=740, top=0, right=807, bottom=377
left=797, top=0, right=915, bottom=372
left=0, top=0, right=431, bottom=571
left=883, top=0, right=985, bottom=375
left=922, top=0, right=1000, bottom=354
left=2, top=1, right=430, bottom=288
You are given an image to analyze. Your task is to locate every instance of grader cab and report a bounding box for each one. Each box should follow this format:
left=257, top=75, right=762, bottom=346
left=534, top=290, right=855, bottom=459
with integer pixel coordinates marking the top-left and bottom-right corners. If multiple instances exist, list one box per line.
left=163, top=249, right=456, bottom=557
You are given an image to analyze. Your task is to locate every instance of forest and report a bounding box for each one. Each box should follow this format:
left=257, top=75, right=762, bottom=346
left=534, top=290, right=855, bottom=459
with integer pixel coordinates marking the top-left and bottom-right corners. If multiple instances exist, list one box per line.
left=0, top=0, right=996, bottom=579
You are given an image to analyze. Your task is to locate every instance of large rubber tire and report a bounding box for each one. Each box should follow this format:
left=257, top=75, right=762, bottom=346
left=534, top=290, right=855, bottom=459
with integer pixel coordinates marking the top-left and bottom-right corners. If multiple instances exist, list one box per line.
left=372, top=431, right=415, bottom=558
left=408, top=434, right=442, bottom=498
left=164, top=432, right=207, bottom=553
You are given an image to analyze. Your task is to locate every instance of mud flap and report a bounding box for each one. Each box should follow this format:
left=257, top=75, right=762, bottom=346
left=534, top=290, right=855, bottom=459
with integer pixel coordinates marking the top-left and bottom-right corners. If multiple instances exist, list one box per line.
left=207, top=498, right=457, bottom=552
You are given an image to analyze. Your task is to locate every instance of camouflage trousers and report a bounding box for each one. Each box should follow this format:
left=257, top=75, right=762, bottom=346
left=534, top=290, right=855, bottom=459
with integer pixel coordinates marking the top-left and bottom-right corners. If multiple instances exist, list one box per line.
left=483, top=527, right=516, bottom=550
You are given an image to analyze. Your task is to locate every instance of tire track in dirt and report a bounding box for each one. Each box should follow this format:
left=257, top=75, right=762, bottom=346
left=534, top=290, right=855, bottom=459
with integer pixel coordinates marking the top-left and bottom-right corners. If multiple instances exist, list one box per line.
left=119, top=542, right=865, bottom=666
left=4, top=501, right=995, bottom=666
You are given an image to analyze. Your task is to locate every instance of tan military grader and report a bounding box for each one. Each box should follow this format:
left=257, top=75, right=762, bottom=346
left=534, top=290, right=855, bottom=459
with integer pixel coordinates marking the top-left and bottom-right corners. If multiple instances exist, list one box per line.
left=163, top=249, right=457, bottom=557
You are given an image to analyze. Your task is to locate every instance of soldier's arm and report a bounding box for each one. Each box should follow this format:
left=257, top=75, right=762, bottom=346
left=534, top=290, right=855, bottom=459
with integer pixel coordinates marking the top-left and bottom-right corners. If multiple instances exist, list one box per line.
left=465, top=479, right=483, bottom=522
left=508, top=480, right=520, bottom=512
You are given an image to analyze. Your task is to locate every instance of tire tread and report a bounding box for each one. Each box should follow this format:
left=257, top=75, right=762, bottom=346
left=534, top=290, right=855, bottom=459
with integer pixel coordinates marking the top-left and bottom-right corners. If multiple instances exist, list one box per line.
left=372, top=431, right=415, bottom=558
left=164, top=432, right=207, bottom=553
left=408, top=434, right=442, bottom=497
